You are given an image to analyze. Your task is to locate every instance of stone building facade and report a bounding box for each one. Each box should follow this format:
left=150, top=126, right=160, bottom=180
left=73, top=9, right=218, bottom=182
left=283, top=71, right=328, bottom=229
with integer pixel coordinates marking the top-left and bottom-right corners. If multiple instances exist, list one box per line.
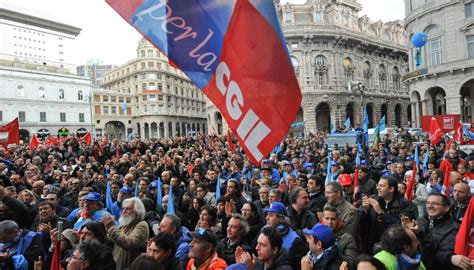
left=0, top=3, right=92, bottom=142
left=206, top=0, right=410, bottom=135
left=99, top=38, right=207, bottom=140
left=403, top=0, right=474, bottom=126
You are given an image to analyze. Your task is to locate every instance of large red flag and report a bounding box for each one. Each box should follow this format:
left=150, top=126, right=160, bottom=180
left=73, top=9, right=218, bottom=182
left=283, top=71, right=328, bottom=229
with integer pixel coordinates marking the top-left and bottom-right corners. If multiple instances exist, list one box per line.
left=227, top=130, right=236, bottom=152
left=429, top=117, right=443, bottom=145
left=440, top=159, right=453, bottom=197
left=78, top=132, right=92, bottom=145
left=51, top=240, right=63, bottom=270
left=405, top=163, right=417, bottom=201
left=0, top=118, right=19, bottom=146
left=455, top=197, right=474, bottom=258
left=29, top=134, right=40, bottom=148
left=454, top=121, right=465, bottom=144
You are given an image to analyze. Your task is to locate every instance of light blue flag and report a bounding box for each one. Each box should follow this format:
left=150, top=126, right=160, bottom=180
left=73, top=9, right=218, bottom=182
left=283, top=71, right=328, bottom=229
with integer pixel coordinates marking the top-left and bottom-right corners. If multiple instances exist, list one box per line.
left=463, top=124, right=474, bottom=140
left=422, top=149, right=429, bottom=175
left=356, top=143, right=362, bottom=166
left=156, top=178, right=162, bottom=212
left=414, top=145, right=419, bottom=173
left=106, top=180, right=115, bottom=217
left=167, top=181, right=175, bottom=215
left=344, top=117, right=351, bottom=129
left=216, top=175, right=221, bottom=201
left=378, top=115, right=386, bottom=132
left=363, top=107, right=369, bottom=147
left=134, top=180, right=139, bottom=197
left=326, top=153, right=332, bottom=183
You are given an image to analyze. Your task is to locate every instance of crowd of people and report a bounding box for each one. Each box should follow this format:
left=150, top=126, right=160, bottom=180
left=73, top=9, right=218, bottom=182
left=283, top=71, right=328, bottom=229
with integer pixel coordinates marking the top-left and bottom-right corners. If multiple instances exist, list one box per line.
left=0, top=130, right=472, bottom=270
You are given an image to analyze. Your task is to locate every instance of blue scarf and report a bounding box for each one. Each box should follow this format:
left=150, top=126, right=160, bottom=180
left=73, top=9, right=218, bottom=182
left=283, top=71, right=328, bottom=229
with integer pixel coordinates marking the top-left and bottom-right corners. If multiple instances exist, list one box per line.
left=397, top=252, right=422, bottom=270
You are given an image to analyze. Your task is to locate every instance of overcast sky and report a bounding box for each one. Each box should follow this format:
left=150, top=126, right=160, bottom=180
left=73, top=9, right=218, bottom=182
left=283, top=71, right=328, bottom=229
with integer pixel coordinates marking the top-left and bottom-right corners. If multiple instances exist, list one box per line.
left=1, top=0, right=405, bottom=66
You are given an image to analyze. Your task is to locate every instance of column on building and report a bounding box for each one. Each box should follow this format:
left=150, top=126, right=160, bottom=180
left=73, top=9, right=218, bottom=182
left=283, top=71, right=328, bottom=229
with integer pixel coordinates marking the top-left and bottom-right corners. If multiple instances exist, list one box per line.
left=445, top=95, right=462, bottom=115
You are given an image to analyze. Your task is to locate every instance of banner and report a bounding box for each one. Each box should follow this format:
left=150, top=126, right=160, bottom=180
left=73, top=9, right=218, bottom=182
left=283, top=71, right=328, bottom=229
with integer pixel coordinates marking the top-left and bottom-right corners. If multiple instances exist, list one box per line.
left=106, top=0, right=302, bottom=164
left=0, top=118, right=19, bottom=146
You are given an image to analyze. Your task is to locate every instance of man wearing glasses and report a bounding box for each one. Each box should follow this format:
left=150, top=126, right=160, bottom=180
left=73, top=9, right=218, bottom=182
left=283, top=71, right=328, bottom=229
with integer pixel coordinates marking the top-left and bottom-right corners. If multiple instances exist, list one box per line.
left=186, top=228, right=227, bottom=270
left=402, top=193, right=473, bottom=270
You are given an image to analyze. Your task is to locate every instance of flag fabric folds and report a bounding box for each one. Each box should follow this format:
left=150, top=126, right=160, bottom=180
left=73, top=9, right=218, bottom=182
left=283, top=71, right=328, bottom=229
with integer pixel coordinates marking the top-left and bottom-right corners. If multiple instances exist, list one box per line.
left=326, top=154, right=332, bottom=183
left=429, top=117, right=443, bottom=145
left=156, top=178, right=163, bottom=212
left=216, top=175, right=221, bottom=201
left=405, top=146, right=418, bottom=201
left=29, top=134, right=41, bottom=148
left=463, top=124, right=474, bottom=140
left=51, top=240, right=62, bottom=270
left=363, top=107, right=369, bottom=147
left=106, top=180, right=115, bottom=217
left=77, top=132, right=92, bottom=145
left=422, top=149, right=429, bottom=175
left=454, top=197, right=474, bottom=258
left=106, top=0, right=302, bottom=165
left=0, top=118, right=19, bottom=147
left=167, top=181, right=176, bottom=215
left=344, top=117, right=351, bottom=129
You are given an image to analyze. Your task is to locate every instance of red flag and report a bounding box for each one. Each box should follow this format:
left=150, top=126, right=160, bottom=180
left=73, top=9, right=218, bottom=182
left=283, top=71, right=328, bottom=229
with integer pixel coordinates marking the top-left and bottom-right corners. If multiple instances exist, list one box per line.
left=29, top=134, right=40, bottom=148
left=440, top=159, right=453, bottom=197
left=429, top=117, right=443, bottom=145
left=79, top=132, right=92, bottom=145
left=0, top=118, right=19, bottom=146
left=455, top=197, right=474, bottom=258
left=115, top=145, right=120, bottom=160
left=51, top=240, right=63, bottom=270
left=454, top=121, right=465, bottom=144
left=405, top=162, right=417, bottom=201
left=227, top=130, right=236, bottom=152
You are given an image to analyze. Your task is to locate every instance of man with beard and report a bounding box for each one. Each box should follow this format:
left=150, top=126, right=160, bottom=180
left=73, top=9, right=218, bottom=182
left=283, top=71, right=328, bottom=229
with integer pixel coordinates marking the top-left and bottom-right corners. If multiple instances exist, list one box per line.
left=110, top=186, right=133, bottom=220
left=103, top=197, right=149, bottom=270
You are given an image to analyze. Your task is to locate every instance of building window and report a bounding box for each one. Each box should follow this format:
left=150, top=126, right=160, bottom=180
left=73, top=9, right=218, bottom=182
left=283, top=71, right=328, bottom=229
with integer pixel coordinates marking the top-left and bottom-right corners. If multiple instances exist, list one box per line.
left=18, top=85, right=25, bottom=97
left=363, top=61, right=372, bottom=89
left=59, top=89, right=65, bottom=99
left=78, top=90, right=84, bottom=101
left=343, top=57, right=354, bottom=83
left=39, top=87, right=45, bottom=98
left=111, top=106, right=116, bottom=114
left=291, top=56, right=299, bottom=78
left=79, top=113, right=84, bottom=122
left=392, top=67, right=401, bottom=92
left=467, top=36, right=474, bottom=58
left=314, top=55, right=328, bottom=86
left=466, top=2, right=474, bottom=18
left=103, top=106, right=109, bottom=114
left=60, top=112, right=66, bottom=122
left=40, top=112, right=46, bottom=122
left=103, top=96, right=109, bottom=102
left=19, top=111, right=26, bottom=122
left=143, top=105, right=147, bottom=113
left=379, top=64, right=387, bottom=90
left=426, top=25, right=442, bottom=66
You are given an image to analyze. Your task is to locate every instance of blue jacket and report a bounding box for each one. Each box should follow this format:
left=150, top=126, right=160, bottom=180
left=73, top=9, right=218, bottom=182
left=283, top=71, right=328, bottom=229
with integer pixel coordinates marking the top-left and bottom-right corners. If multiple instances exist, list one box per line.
left=176, top=226, right=192, bottom=263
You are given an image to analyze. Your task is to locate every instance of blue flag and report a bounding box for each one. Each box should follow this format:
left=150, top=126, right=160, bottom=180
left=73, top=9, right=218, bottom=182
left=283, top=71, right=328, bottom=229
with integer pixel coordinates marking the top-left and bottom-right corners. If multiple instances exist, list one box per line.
left=156, top=178, right=162, bottom=212
left=330, top=121, right=335, bottom=134
left=422, top=149, right=429, bottom=175
left=356, top=143, right=362, bottom=166
left=134, top=180, right=139, bottom=197
left=414, top=145, right=419, bottom=172
left=106, top=180, right=115, bottom=217
left=378, top=115, right=386, bottom=132
left=363, top=107, right=369, bottom=147
left=216, top=175, right=221, bottom=201
left=167, top=181, right=175, bottom=215
left=463, top=124, right=474, bottom=140
left=273, top=144, right=282, bottom=155
left=326, top=153, right=332, bottom=183
left=344, top=117, right=351, bottom=129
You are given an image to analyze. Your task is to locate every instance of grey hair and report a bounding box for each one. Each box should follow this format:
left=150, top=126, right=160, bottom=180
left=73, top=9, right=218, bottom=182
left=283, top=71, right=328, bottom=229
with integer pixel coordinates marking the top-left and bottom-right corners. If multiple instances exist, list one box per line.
left=231, top=214, right=250, bottom=235
left=163, top=213, right=181, bottom=229
left=276, top=213, right=291, bottom=226
left=326, top=182, right=343, bottom=196
left=122, top=197, right=146, bottom=220
left=0, top=220, right=19, bottom=236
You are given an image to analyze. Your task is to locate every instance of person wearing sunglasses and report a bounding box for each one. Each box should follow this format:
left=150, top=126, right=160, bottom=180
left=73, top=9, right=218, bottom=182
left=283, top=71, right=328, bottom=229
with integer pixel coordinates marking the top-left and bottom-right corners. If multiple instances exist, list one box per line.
left=186, top=228, right=227, bottom=270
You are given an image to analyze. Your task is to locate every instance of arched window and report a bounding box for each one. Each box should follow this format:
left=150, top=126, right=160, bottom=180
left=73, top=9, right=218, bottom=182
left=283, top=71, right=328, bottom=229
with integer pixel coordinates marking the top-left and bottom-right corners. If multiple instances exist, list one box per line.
left=291, top=56, right=299, bottom=78
left=343, top=57, right=354, bottom=83
left=363, top=61, right=372, bottom=89
left=379, top=64, right=387, bottom=90
left=392, top=67, right=401, bottom=92
left=39, top=87, right=45, bottom=98
left=314, top=55, right=328, bottom=86
left=425, top=25, right=442, bottom=66
left=78, top=90, right=84, bottom=101
left=59, top=89, right=65, bottom=99
left=17, top=85, right=24, bottom=97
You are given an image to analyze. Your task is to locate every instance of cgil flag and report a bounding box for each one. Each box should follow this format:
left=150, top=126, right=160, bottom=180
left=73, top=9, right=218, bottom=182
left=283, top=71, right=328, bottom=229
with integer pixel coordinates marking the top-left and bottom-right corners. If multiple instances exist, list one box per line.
left=429, top=117, right=443, bottom=145
left=454, top=197, right=474, bottom=258
left=106, top=0, right=302, bottom=165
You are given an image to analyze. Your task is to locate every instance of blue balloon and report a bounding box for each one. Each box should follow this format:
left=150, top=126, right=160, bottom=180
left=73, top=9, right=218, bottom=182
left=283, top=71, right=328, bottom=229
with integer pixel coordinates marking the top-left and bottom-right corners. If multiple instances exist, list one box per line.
left=411, top=32, right=427, bottom=48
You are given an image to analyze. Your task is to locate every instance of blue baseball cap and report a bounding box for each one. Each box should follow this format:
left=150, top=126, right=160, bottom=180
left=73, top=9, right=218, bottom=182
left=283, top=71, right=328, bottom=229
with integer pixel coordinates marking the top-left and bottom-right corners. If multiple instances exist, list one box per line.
left=226, top=264, right=248, bottom=270
left=149, top=181, right=159, bottom=189
left=386, top=160, right=393, bottom=165
left=331, top=160, right=340, bottom=166
left=120, top=186, right=132, bottom=194
left=83, top=192, right=101, bottom=201
left=285, top=161, right=293, bottom=166
left=262, top=202, right=288, bottom=216
left=361, top=160, right=368, bottom=165
left=303, top=163, right=315, bottom=169
left=302, top=224, right=334, bottom=246
left=262, top=159, right=270, bottom=163
left=406, top=156, right=414, bottom=161
left=299, top=153, right=306, bottom=158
